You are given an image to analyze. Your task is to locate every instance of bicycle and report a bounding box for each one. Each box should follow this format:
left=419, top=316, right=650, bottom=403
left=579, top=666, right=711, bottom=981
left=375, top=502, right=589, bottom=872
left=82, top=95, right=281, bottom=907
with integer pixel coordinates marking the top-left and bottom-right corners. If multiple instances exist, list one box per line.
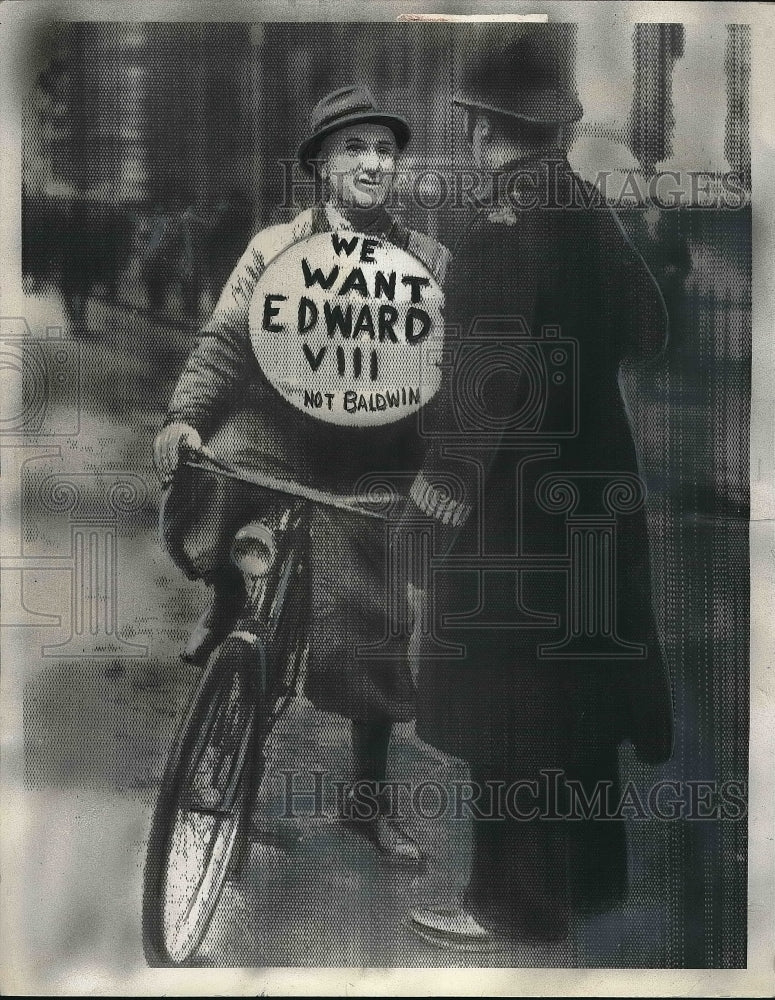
left=142, top=445, right=394, bottom=966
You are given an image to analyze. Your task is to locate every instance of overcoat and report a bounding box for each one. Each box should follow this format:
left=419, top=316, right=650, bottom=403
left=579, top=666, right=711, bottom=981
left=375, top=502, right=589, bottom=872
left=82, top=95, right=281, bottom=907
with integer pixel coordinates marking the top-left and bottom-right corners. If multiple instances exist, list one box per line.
left=407, top=157, right=674, bottom=773
left=161, top=203, right=450, bottom=723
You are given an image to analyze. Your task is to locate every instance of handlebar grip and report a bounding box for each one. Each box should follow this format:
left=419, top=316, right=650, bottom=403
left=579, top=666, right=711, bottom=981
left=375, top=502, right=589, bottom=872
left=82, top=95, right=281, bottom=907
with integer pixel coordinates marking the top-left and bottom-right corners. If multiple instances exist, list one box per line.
left=180, top=441, right=217, bottom=462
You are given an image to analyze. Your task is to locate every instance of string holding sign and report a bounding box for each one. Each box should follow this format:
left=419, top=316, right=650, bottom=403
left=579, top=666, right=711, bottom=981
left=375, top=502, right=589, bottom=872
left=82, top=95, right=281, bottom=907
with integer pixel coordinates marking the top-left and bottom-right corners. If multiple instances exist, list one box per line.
left=249, top=231, right=445, bottom=427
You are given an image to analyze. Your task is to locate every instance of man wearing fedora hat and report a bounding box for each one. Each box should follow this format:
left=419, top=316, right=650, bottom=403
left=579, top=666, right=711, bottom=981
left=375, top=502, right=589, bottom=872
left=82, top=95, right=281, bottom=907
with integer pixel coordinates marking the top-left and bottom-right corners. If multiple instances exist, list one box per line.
left=153, top=84, right=450, bottom=862
left=404, top=26, right=674, bottom=946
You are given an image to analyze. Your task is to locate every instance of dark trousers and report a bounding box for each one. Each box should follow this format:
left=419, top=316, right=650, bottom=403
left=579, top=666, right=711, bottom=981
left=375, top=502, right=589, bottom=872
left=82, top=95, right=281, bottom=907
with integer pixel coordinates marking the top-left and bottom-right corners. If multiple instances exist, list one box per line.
left=351, top=718, right=391, bottom=785
left=465, top=748, right=628, bottom=942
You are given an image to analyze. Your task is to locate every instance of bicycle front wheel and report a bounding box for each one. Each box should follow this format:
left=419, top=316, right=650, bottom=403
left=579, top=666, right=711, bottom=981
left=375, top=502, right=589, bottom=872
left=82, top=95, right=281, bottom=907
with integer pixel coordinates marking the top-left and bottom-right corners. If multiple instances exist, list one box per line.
left=142, top=634, right=263, bottom=965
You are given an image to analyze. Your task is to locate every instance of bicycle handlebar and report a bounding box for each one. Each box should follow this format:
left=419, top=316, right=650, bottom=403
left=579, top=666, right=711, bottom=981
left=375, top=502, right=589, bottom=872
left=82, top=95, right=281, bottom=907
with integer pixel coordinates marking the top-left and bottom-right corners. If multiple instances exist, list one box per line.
left=179, top=444, right=402, bottom=521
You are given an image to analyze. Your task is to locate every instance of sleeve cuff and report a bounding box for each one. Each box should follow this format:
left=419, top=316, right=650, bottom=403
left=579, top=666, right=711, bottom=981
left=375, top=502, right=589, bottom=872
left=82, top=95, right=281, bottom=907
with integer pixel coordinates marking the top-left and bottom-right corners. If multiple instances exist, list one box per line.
left=162, top=412, right=209, bottom=437
left=409, top=471, right=473, bottom=527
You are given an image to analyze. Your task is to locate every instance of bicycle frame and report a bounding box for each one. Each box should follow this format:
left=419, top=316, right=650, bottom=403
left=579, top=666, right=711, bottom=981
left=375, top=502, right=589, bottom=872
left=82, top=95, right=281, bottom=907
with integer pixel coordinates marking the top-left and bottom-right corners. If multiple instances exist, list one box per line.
left=144, top=444, right=404, bottom=965
left=175, top=443, right=400, bottom=726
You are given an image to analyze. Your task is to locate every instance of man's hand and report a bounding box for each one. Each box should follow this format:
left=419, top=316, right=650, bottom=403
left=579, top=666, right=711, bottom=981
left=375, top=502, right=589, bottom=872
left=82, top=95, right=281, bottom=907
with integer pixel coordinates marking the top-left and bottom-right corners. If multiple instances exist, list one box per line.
left=153, top=422, right=202, bottom=480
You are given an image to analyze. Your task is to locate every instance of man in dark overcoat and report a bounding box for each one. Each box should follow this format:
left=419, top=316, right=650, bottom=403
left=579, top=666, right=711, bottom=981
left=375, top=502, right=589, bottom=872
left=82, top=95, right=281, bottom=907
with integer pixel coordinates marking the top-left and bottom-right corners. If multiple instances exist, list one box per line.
left=153, top=84, right=450, bottom=861
left=405, top=28, right=674, bottom=944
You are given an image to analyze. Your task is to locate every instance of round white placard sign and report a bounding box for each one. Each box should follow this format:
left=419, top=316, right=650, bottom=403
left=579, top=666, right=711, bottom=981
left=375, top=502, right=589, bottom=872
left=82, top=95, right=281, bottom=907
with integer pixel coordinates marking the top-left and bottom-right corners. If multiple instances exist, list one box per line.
left=249, top=231, right=445, bottom=426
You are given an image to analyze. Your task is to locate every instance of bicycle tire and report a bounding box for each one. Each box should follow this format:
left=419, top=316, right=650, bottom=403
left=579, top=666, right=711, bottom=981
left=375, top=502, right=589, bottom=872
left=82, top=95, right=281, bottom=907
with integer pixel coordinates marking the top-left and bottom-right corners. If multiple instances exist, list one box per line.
left=142, top=634, right=264, bottom=966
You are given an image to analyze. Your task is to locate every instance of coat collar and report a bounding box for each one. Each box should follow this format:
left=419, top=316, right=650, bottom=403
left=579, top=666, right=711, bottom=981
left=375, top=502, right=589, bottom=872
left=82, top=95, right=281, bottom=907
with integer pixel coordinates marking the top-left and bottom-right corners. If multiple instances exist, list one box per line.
left=472, top=152, right=572, bottom=210
left=311, top=202, right=409, bottom=249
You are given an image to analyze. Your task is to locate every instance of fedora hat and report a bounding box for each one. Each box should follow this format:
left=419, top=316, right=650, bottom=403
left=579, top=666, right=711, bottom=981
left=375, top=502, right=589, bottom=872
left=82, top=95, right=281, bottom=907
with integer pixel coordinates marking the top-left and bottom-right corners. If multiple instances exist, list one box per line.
left=454, top=25, right=583, bottom=125
left=297, top=84, right=411, bottom=174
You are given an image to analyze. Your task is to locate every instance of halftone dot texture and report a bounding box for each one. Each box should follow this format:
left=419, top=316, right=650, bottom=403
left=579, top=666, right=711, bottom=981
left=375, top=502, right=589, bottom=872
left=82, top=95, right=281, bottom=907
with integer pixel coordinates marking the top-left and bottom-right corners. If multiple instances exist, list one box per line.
left=19, top=21, right=749, bottom=970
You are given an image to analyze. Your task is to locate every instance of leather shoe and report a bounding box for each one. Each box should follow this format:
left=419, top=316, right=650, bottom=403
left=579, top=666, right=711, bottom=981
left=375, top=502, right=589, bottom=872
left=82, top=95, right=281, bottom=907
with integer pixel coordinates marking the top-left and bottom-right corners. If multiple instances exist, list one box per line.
left=372, top=814, right=422, bottom=863
left=408, top=906, right=495, bottom=951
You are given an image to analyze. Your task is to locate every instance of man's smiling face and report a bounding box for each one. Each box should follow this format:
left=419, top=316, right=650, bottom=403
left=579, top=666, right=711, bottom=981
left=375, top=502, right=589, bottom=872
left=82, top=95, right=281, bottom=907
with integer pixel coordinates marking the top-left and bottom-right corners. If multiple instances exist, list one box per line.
left=318, top=123, right=398, bottom=211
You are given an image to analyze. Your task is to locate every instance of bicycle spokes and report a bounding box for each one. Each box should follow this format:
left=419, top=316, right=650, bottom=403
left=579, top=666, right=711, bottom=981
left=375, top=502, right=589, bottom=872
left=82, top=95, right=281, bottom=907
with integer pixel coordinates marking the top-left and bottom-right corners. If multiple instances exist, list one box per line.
left=153, top=661, right=256, bottom=962
left=162, top=810, right=241, bottom=962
